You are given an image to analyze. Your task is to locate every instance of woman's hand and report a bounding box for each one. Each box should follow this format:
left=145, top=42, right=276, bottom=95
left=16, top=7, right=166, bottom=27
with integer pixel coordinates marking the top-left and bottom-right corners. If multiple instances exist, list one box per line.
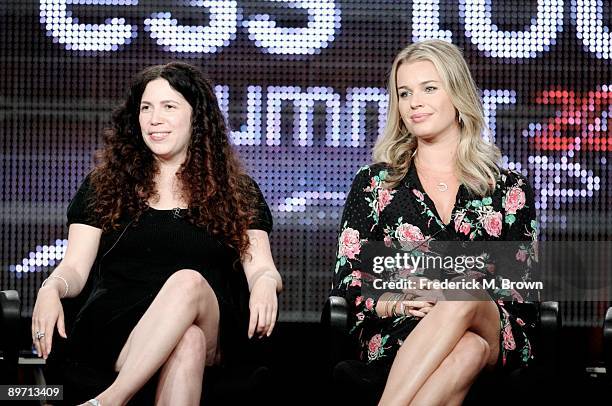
left=31, top=287, right=67, bottom=359
left=247, top=275, right=278, bottom=339
left=400, top=276, right=442, bottom=318
left=399, top=299, right=436, bottom=318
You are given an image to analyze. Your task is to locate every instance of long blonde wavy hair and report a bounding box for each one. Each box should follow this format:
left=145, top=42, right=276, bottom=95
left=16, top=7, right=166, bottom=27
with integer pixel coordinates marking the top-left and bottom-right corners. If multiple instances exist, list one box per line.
left=372, top=39, right=501, bottom=196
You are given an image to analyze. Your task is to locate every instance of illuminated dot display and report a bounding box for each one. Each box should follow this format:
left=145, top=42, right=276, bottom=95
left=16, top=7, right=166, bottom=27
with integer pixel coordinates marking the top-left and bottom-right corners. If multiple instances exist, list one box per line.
left=242, top=0, right=341, bottom=55
left=572, top=0, right=612, bottom=60
left=9, top=240, right=68, bottom=274
left=144, top=1, right=238, bottom=54
left=1, top=1, right=609, bottom=326
left=461, top=0, right=564, bottom=58
left=40, top=0, right=139, bottom=52
left=523, top=85, right=610, bottom=152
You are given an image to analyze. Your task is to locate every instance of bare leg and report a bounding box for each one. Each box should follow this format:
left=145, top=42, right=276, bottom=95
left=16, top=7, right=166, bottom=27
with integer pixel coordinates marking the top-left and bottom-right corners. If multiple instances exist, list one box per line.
left=154, top=325, right=207, bottom=406
left=378, top=300, right=500, bottom=406
left=80, top=269, right=220, bottom=406
left=410, top=331, right=490, bottom=406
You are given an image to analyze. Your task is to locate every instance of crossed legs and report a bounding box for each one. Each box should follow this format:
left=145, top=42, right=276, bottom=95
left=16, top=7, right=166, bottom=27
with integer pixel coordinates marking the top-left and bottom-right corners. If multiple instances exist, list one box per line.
left=81, top=269, right=220, bottom=406
left=378, top=300, right=500, bottom=406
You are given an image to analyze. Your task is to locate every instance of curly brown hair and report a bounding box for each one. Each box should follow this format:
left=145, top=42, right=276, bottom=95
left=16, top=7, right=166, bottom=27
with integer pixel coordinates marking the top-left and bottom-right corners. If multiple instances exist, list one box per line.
left=90, top=62, right=257, bottom=259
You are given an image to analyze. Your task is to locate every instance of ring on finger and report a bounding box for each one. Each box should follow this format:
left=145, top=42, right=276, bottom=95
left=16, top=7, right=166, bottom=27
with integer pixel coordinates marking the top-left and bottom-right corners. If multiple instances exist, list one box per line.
left=35, top=331, right=45, bottom=340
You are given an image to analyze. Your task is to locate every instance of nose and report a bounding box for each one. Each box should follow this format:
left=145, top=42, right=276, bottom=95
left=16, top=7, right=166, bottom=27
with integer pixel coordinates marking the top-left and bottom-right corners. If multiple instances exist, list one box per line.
left=149, top=108, right=163, bottom=125
left=410, top=93, right=423, bottom=109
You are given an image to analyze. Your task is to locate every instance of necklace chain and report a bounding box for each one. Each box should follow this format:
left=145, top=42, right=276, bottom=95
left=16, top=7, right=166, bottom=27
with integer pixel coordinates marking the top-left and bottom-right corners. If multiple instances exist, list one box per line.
left=414, top=158, right=454, bottom=193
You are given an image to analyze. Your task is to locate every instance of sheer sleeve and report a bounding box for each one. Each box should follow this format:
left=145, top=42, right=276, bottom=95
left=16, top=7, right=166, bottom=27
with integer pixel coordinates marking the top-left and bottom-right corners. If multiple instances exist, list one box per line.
left=332, top=165, right=385, bottom=334
left=498, top=170, right=539, bottom=301
left=502, top=170, right=538, bottom=243
left=66, top=173, right=101, bottom=229
left=495, top=170, right=539, bottom=367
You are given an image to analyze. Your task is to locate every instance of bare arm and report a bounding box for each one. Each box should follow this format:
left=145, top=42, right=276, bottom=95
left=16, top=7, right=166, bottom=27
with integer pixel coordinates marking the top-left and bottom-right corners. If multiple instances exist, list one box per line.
left=32, top=223, right=101, bottom=359
left=242, top=229, right=282, bottom=338
left=37, top=223, right=102, bottom=298
left=242, top=229, right=282, bottom=293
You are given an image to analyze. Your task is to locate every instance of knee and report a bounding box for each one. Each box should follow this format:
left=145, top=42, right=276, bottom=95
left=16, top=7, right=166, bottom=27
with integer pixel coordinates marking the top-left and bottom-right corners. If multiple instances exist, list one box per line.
left=165, top=269, right=211, bottom=303
left=174, top=325, right=207, bottom=363
left=433, top=301, right=483, bottom=324
left=448, top=332, right=490, bottom=372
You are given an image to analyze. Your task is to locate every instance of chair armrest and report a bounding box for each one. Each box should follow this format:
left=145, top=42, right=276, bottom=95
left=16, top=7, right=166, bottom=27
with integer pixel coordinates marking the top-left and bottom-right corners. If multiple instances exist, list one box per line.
left=0, top=290, right=21, bottom=365
left=321, top=295, right=351, bottom=370
left=322, top=296, right=348, bottom=334
left=603, top=307, right=612, bottom=374
left=540, top=301, right=561, bottom=333
left=537, top=301, right=560, bottom=370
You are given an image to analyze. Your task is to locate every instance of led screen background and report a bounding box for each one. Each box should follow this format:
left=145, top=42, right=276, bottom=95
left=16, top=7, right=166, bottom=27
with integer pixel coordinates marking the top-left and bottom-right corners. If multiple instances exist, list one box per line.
left=1, top=0, right=610, bottom=325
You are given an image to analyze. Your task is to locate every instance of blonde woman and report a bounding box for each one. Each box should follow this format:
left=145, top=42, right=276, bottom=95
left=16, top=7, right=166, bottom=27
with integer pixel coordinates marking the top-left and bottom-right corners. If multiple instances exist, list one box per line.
left=332, top=40, right=538, bottom=405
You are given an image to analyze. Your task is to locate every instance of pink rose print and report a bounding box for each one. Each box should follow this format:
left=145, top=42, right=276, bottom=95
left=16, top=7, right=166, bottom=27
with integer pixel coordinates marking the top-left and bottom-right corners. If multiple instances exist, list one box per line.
left=377, top=189, right=393, bottom=213
left=364, top=177, right=377, bottom=192
left=516, top=318, right=525, bottom=327
left=505, top=186, right=526, bottom=215
left=510, top=289, right=524, bottom=301
left=482, top=211, right=503, bottom=237
left=383, top=235, right=392, bottom=247
left=365, top=297, right=374, bottom=311
left=395, top=223, right=425, bottom=242
left=350, top=270, right=362, bottom=287
left=454, top=211, right=466, bottom=232
left=412, top=189, right=424, bottom=201
left=355, top=296, right=363, bottom=306
left=398, top=266, right=415, bottom=278
left=459, top=222, right=471, bottom=236
left=516, top=249, right=528, bottom=262
left=368, top=334, right=382, bottom=356
left=356, top=312, right=365, bottom=321
left=339, top=228, right=361, bottom=259
left=502, top=323, right=516, bottom=350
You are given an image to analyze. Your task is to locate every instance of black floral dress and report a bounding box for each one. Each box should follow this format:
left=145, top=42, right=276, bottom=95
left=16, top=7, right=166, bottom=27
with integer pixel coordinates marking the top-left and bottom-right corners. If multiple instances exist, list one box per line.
left=332, top=162, right=539, bottom=372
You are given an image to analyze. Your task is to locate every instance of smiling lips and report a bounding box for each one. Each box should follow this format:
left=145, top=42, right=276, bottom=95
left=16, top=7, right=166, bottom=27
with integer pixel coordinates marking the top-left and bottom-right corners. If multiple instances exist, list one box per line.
left=148, top=131, right=170, bottom=141
left=410, top=113, right=432, bottom=123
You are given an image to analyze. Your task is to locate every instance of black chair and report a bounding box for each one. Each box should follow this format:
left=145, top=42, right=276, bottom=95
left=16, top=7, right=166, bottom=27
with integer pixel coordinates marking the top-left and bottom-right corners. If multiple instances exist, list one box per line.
left=603, top=306, right=612, bottom=376
left=0, top=290, right=21, bottom=383
left=0, top=288, right=273, bottom=405
left=322, top=295, right=561, bottom=405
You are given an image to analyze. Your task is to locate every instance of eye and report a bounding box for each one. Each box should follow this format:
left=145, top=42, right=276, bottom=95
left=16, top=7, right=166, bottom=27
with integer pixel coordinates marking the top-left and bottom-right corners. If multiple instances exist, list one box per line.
left=140, top=105, right=150, bottom=112
left=398, top=90, right=411, bottom=98
left=424, top=86, right=437, bottom=93
left=165, top=104, right=177, bottom=110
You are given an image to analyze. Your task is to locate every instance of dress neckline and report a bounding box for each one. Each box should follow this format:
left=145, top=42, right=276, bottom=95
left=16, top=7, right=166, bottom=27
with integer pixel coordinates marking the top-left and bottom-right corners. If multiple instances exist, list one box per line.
left=147, top=206, right=188, bottom=212
left=407, top=164, right=464, bottom=228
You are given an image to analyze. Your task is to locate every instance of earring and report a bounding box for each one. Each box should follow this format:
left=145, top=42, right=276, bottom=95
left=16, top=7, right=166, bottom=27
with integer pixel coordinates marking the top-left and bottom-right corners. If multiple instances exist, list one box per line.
left=457, top=112, right=465, bottom=127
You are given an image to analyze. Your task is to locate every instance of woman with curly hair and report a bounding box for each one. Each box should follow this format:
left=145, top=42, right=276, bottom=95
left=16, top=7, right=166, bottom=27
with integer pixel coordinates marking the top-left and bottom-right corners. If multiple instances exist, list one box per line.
left=31, top=62, right=282, bottom=405
left=332, top=40, right=538, bottom=405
